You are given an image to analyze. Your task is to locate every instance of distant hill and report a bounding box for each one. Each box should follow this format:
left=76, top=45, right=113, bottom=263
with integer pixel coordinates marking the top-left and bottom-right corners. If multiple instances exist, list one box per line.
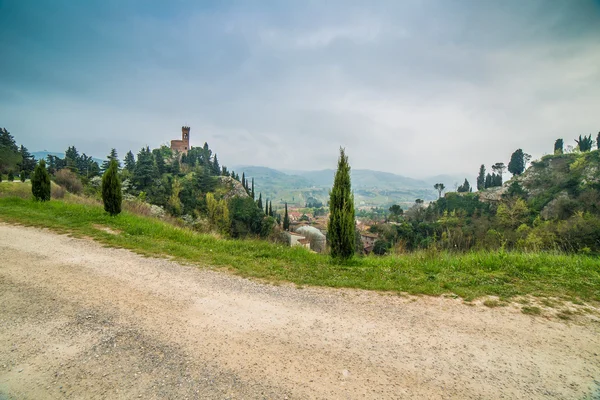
left=32, top=151, right=104, bottom=165
left=234, top=165, right=450, bottom=208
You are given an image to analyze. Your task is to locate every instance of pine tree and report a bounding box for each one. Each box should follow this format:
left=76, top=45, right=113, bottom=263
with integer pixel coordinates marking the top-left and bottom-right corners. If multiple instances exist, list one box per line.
left=102, top=159, right=122, bottom=216
left=124, top=151, right=136, bottom=172
left=101, top=148, right=120, bottom=172
left=328, top=148, right=355, bottom=260
left=283, top=202, right=290, bottom=231
left=18, top=145, right=36, bottom=173
left=477, top=165, right=485, bottom=191
left=31, top=160, right=51, bottom=201
left=457, top=179, right=471, bottom=193
left=508, top=149, right=525, bottom=176
left=152, top=149, right=166, bottom=175
left=133, top=147, right=157, bottom=190
left=554, top=139, right=564, bottom=155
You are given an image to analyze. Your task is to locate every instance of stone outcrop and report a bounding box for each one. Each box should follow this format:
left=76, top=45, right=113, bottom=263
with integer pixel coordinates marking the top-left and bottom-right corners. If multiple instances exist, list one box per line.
left=218, top=176, right=250, bottom=200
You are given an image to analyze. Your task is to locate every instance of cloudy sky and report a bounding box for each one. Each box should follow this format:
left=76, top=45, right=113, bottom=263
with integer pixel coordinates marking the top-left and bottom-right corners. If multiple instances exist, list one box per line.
left=2, top=0, right=599, bottom=178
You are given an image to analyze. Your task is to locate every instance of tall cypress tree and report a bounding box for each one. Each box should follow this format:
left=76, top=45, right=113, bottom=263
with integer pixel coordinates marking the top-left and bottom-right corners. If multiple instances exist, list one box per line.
left=212, top=154, right=220, bottom=175
left=102, top=159, right=122, bottom=216
left=251, top=178, right=255, bottom=199
left=265, top=198, right=269, bottom=215
left=31, top=160, right=51, bottom=201
left=257, top=193, right=263, bottom=210
left=477, top=164, right=485, bottom=191
left=269, top=201, right=273, bottom=217
left=283, top=202, right=290, bottom=231
left=328, top=148, right=355, bottom=260
left=242, top=172, right=246, bottom=190
left=597, top=132, right=600, bottom=150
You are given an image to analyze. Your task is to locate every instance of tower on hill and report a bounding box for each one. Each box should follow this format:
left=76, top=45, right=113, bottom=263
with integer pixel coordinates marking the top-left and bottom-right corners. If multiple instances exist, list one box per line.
left=171, top=126, right=190, bottom=154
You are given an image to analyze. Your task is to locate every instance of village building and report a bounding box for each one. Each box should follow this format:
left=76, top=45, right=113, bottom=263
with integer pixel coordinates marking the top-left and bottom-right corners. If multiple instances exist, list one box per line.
left=360, top=232, right=379, bottom=254
left=287, top=232, right=311, bottom=249
left=171, top=126, right=191, bottom=154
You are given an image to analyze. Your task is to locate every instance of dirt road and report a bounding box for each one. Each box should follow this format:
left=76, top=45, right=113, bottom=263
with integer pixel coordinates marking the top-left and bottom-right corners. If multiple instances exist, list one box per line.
left=1, top=224, right=599, bottom=399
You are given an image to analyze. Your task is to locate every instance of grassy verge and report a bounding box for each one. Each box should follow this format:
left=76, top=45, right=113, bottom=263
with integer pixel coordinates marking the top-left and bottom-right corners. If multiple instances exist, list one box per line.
left=1, top=187, right=599, bottom=301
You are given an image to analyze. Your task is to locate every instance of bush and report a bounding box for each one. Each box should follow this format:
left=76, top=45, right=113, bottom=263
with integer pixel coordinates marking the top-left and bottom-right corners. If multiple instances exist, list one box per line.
left=31, top=160, right=51, bottom=201
left=51, top=184, right=66, bottom=199
left=7, top=170, right=14, bottom=181
left=55, top=169, right=83, bottom=194
left=20, top=170, right=26, bottom=182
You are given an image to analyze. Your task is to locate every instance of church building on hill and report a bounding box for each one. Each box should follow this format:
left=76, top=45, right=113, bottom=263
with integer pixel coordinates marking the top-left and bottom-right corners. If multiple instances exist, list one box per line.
left=171, top=126, right=190, bottom=154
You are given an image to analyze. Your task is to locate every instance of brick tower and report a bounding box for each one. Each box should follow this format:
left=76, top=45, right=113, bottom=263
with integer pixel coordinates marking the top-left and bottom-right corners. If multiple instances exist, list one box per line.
left=171, top=126, right=191, bottom=154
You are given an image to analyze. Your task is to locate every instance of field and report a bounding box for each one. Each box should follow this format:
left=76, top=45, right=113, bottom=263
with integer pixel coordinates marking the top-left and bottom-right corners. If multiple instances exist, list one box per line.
left=1, top=181, right=599, bottom=303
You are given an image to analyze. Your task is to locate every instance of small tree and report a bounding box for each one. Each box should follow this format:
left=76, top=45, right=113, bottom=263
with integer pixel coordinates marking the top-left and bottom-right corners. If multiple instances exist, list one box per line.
left=433, top=183, right=445, bottom=199
left=554, top=139, right=564, bottom=155
left=102, top=159, right=122, bottom=216
left=283, top=202, right=290, bottom=231
left=328, top=147, right=355, bottom=260
left=508, top=149, right=525, bottom=176
left=7, top=170, right=14, bottom=181
left=457, top=179, right=471, bottom=193
left=20, top=170, right=26, bottom=182
left=31, top=160, right=51, bottom=201
left=491, top=163, right=506, bottom=185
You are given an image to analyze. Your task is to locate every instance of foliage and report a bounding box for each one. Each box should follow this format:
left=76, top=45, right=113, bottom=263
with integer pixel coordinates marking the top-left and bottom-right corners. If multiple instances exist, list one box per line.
left=283, top=202, right=290, bottom=231
left=206, top=192, right=230, bottom=234
left=31, top=160, right=51, bottom=201
left=7, top=170, right=14, bottom=181
left=328, top=148, right=355, bottom=260
left=102, top=159, right=122, bottom=216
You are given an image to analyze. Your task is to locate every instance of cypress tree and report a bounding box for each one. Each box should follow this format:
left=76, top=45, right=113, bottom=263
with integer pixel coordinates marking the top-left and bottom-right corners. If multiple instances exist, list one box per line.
left=257, top=193, right=263, bottom=210
left=242, top=172, right=246, bottom=189
left=597, top=132, right=600, bottom=150
left=251, top=178, right=255, bottom=199
left=328, top=147, right=355, bottom=260
left=31, top=160, right=51, bottom=201
left=269, top=201, right=273, bottom=217
left=554, top=138, right=564, bottom=155
left=477, top=165, right=485, bottom=191
left=265, top=198, right=269, bottom=215
left=0, top=173, right=2, bottom=182
left=283, top=202, right=290, bottom=231
left=212, top=154, right=220, bottom=175
left=102, top=159, right=122, bottom=216
left=20, top=170, right=26, bottom=182
left=7, top=170, right=14, bottom=181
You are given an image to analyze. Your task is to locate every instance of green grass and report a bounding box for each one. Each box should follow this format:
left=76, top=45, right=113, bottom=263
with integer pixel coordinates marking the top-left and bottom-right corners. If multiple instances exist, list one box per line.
left=1, top=187, right=599, bottom=302
left=521, top=306, right=542, bottom=315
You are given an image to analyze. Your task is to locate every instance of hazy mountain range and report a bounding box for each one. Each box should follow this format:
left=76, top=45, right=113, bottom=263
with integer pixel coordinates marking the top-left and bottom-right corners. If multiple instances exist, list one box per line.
left=235, top=165, right=475, bottom=208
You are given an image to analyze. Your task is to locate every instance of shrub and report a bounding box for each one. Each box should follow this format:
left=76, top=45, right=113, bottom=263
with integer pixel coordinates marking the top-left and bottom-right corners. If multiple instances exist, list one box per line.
left=20, top=170, right=26, bottom=182
left=31, top=160, right=51, bottom=201
left=7, top=170, right=14, bottom=181
left=51, top=184, right=66, bottom=199
left=101, top=159, right=122, bottom=216
left=55, top=169, right=83, bottom=194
